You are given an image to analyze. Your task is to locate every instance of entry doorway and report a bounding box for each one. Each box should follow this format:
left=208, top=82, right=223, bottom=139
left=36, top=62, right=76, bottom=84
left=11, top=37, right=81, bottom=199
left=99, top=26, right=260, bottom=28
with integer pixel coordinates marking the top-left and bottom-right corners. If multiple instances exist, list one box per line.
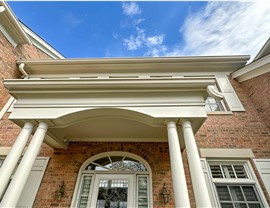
left=71, top=152, right=152, bottom=208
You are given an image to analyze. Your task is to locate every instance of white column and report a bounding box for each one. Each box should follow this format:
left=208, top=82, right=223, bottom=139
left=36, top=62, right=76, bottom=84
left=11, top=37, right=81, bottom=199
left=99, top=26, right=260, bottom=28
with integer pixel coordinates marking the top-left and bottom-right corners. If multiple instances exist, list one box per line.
left=166, top=120, right=190, bottom=208
left=182, top=120, right=212, bottom=207
left=0, top=122, right=48, bottom=207
left=0, top=122, right=34, bottom=199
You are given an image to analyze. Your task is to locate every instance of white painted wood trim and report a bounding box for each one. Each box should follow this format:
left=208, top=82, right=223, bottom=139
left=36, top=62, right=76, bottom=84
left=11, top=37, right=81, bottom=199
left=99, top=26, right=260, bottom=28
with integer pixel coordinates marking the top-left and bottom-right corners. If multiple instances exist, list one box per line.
left=200, top=148, right=254, bottom=158
left=0, top=96, right=15, bottom=119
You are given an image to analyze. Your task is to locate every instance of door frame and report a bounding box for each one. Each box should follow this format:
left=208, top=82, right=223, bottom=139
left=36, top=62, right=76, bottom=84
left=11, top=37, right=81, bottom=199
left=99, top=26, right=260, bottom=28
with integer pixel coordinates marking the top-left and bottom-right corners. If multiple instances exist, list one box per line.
left=90, top=173, right=135, bottom=208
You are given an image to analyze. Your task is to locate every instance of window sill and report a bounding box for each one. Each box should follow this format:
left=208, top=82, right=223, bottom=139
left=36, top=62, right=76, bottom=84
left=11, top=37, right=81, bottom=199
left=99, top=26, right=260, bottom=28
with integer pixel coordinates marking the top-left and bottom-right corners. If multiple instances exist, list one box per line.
left=207, top=111, right=233, bottom=115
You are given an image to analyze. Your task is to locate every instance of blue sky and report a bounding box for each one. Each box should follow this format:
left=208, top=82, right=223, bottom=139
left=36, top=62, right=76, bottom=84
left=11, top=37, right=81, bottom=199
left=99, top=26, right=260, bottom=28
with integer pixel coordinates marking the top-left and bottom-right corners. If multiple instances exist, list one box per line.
left=8, top=1, right=270, bottom=60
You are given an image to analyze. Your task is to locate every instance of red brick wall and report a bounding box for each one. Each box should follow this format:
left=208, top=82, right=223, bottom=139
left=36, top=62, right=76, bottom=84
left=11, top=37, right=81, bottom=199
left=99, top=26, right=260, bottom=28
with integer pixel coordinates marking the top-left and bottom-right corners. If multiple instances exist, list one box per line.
left=34, top=142, right=178, bottom=208
left=0, top=31, right=52, bottom=147
left=241, top=72, right=270, bottom=130
left=196, top=78, right=270, bottom=206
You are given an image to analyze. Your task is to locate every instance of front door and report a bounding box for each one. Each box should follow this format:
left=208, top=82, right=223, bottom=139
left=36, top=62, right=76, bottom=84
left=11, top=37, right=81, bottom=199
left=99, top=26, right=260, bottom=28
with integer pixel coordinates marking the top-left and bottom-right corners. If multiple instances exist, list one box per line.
left=90, top=174, right=134, bottom=208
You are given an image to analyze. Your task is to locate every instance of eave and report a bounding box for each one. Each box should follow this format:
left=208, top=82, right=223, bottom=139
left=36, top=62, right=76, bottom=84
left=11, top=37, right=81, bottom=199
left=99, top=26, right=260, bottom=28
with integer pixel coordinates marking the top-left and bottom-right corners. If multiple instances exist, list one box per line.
left=254, top=37, right=270, bottom=61
left=16, top=56, right=250, bottom=78
left=21, top=23, right=65, bottom=59
left=0, top=1, right=32, bottom=46
left=232, top=53, right=270, bottom=82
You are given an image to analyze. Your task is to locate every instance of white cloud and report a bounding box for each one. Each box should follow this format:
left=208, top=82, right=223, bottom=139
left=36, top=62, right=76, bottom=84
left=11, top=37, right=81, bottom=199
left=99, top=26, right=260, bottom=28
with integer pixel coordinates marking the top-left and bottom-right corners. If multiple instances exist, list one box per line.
left=122, top=2, right=141, bottom=16
left=146, top=35, right=165, bottom=47
left=145, top=44, right=168, bottom=57
left=123, top=27, right=145, bottom=50
left=133, top=18, right=145, bottom=27
left=176, top=2, right=270, bottom=60
left=123, top=27, right=167, bottom=56
left=112, top=31, right=119, bottom=39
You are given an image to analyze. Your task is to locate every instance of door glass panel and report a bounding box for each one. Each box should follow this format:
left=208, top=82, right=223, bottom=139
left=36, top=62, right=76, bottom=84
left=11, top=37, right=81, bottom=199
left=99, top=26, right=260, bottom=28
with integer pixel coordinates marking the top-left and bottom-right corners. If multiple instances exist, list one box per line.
left=137, top=176, right=148, bottom=208
left=78, top=175, right=92, bottom=208
left=96, top=179, right=128, bottom=208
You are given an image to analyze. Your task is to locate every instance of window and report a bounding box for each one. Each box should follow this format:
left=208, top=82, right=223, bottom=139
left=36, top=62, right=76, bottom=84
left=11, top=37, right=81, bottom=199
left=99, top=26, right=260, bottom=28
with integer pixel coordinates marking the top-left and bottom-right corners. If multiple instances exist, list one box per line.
left=208, top=161, right=267, bottom=208
left=205, top=97, right=226, bottom=112
left=72, top=152, right=151, bottom=208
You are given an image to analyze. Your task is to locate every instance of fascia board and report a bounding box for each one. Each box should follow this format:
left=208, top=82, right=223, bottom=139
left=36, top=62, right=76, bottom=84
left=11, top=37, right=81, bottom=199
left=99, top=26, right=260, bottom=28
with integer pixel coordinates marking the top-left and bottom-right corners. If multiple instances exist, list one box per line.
left=0, top=1, right=32, bottom=45
left=254, top=37, right=270, bottom=61
left=16, top=56, right=250, bottom=77
left=4, top=77, right=216, bottom=94
left=21, top=24, right=65, bottom=59
left=232, top=53, right=270, bottom=82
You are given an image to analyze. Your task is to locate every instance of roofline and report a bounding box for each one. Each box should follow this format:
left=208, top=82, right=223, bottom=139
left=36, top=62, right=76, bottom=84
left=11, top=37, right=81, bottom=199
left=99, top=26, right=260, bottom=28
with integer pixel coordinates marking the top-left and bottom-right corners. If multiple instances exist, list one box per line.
left=16, top=55, right=250, bottom=78
left=0, top=1, right=32, bottom=45
left=254, top=37, right=270, bottom=61
left=232, top=53, right=270, bottom=82
left=17, top=55, right=250, bottom=65
left=21, top=23, right=65, bottom=59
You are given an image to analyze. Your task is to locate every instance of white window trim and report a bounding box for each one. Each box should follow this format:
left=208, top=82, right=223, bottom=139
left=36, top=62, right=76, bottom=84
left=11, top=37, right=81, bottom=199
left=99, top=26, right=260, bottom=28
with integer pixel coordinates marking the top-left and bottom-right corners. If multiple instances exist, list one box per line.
left=205, top=96, right=229, bottom=114
left=206, top=159, right=269, bottom=208
left=71, top=151, right=153, bottom=208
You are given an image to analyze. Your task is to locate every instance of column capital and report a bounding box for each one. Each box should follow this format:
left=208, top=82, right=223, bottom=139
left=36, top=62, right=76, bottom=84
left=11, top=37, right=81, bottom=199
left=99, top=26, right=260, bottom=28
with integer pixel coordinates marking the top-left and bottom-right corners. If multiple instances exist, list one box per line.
left=180, top=119, right=192, bottom=127
left=37, top=121, right=49, bottom=130
left=21, top=122, right=35, bottom=130
left=164, top=119, right=179, bottom=127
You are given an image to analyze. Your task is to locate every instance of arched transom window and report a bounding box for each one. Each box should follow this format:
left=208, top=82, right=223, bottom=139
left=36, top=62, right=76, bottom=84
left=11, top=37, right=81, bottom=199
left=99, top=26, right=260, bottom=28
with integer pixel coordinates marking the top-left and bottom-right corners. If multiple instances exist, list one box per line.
left=72, top=152, right=152, bottom=208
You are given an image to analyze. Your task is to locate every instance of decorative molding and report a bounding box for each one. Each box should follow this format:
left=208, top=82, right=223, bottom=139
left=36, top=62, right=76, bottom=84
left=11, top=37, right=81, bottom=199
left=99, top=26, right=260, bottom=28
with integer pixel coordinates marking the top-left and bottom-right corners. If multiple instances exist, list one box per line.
left=200, top=148, right=254, bottom=158
left=15, top=56, right=249, bottom=78
left=206, top=85, right=223, bottom=99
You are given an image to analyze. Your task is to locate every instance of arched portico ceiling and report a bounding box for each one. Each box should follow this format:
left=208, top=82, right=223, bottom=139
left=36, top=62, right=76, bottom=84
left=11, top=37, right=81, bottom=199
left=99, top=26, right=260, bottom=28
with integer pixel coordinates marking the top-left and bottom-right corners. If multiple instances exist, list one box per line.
left=41, top=107, right=196, bottom=150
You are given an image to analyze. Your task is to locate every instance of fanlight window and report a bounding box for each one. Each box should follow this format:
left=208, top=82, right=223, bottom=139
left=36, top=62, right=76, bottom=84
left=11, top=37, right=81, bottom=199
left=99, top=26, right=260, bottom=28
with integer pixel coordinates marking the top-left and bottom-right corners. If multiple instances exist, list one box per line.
left=73, top=153, right=151, bottom=208
left=85, top=156, right=147, bottom=172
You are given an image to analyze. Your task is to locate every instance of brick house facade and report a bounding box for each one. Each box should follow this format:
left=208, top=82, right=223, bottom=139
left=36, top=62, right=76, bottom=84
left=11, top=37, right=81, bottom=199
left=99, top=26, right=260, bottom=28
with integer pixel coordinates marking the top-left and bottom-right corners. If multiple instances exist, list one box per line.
left=0, top=2, right=269, bottom=208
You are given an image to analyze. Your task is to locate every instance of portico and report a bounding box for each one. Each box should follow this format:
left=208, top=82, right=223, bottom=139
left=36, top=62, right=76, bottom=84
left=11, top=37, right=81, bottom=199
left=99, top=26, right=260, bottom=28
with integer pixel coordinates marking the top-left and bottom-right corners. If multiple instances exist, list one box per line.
left=0, top=57, right=248, bottom=207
